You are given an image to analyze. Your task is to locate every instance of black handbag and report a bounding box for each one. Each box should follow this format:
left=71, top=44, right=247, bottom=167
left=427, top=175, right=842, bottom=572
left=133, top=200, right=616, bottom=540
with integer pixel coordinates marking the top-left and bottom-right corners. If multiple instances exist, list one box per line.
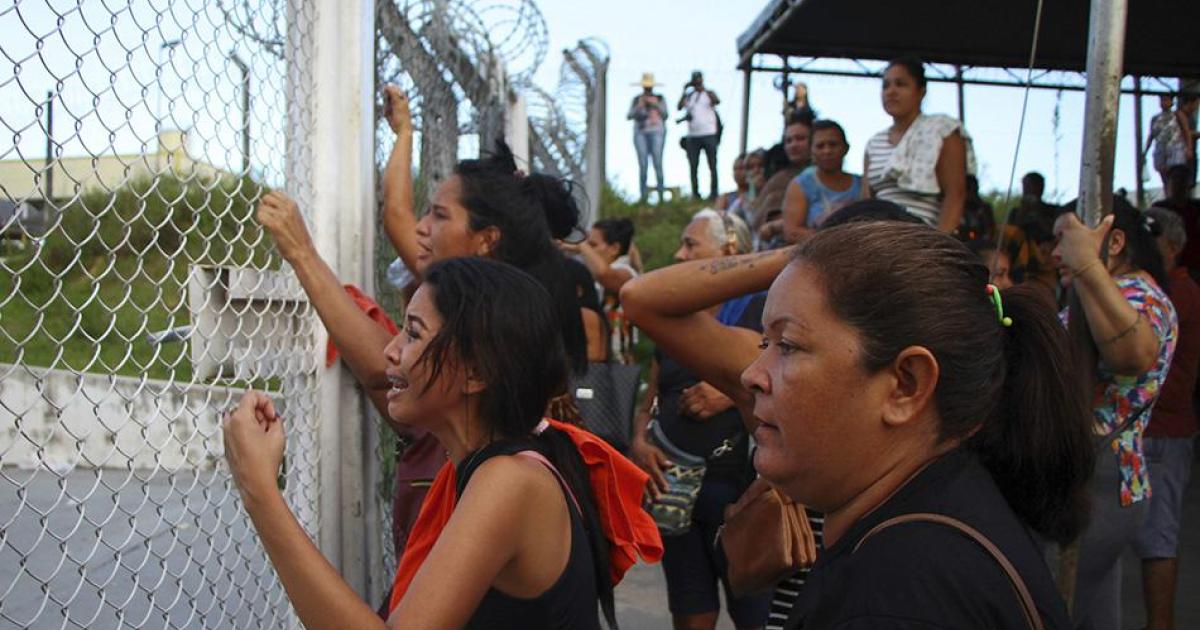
left=570, top=361, right=641, bottom=453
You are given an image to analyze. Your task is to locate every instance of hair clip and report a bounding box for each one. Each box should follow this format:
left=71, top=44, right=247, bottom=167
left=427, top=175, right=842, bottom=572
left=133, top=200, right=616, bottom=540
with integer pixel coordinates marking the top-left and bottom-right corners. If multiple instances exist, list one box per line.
left=986, top=284, right=1013, bottom=327
left=533, top=419, right=549, bottom=435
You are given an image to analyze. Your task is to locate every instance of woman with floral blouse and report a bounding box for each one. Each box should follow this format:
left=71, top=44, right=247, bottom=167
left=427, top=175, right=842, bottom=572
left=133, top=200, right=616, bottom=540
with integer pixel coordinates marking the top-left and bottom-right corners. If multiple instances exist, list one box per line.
left=1054, top=198, right=1178, bottom=630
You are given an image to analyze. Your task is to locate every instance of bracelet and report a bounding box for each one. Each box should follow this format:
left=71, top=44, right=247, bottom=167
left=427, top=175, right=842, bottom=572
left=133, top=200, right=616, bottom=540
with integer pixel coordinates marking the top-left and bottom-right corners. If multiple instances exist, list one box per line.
left=1099, top=310, right=1142, bottom=346
left=1071, top=259, right=1103, bottom=278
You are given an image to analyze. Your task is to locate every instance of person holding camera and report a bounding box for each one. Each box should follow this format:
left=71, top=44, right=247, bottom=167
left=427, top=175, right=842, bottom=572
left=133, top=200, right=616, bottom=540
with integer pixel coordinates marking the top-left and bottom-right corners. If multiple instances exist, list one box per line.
left=678, top=70, right=722, bottom=201
left=629, top=73, right=668, bottom=203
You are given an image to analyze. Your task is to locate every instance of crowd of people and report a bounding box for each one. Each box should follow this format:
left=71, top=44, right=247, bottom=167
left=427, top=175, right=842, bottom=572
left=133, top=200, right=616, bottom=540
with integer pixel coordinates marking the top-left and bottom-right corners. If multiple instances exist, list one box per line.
left=217, top=55, right=1199, bottom=630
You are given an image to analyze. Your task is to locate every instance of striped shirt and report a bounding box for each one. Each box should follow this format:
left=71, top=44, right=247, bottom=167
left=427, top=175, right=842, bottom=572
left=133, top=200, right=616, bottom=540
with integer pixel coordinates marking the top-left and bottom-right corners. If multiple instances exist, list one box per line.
left=765, top=509, right=824, bottom=630
left=865, top=130, right=941, bottom=226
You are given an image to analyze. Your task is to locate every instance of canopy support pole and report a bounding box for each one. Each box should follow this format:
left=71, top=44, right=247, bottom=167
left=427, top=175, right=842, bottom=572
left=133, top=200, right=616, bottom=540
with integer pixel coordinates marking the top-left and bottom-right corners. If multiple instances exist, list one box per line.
left=1061, top=0, right=1129, bottom=615
left=1076, top=0, right=1128, bottom=226
left=956, top=65, right=966, bottom=123
left=1133, top=77, right=1145, bottom=207
left=740, top=67, right=751, bottom=156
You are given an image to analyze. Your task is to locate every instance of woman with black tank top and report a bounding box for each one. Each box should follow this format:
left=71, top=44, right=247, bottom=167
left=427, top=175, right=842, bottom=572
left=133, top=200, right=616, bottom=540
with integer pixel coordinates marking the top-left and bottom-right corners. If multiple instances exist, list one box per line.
left=222, top=258, right=650, bottom=629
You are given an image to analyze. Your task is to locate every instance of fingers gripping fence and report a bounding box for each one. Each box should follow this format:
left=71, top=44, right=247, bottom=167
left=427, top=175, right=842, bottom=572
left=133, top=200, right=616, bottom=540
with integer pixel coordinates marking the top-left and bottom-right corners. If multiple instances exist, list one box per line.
left=0, top=1, right=329, bottom=627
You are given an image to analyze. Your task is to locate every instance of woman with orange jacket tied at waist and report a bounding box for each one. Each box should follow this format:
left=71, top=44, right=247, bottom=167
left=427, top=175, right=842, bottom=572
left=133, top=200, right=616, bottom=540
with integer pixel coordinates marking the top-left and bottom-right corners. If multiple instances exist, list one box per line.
left=254, top=86, right=662, bottom=621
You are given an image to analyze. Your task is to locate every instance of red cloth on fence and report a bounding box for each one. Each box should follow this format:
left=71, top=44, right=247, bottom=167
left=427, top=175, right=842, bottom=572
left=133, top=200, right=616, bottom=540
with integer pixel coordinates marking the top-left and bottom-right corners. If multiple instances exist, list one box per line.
left=325, top=285, right=399, bottom=368
left=387, top=419, right=662, bottom=614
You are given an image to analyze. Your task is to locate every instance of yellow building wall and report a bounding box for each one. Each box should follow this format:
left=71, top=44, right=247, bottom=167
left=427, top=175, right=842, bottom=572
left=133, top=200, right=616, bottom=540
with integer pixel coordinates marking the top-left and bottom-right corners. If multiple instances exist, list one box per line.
left=0, top=131, right=223, bottom=204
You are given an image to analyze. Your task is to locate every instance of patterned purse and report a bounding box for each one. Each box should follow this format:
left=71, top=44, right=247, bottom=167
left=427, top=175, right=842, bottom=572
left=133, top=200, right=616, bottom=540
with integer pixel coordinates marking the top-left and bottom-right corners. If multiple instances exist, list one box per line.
left=646, top=410, right=741, bottom=536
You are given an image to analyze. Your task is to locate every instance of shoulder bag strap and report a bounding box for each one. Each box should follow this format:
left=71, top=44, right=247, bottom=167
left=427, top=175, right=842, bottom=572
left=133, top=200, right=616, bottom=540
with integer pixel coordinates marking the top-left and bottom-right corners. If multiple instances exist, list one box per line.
left=853, top=513, right=1044, bottom=630
left=514, top=450, right=583, bottom=517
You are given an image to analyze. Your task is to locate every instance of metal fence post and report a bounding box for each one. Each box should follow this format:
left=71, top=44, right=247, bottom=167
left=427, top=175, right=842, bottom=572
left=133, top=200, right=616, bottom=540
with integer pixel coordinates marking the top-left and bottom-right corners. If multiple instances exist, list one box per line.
left=306, top=0, right=378, bottom=595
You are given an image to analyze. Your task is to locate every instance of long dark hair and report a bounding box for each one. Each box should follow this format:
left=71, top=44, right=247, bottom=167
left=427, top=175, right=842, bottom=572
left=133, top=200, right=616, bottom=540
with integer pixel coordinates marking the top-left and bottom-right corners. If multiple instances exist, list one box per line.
left=421, top=258, right=617, bottom=626
left=451, top=141, right=588, bottom=373
left=1111, top=196, right=1168, bottom=291
left=793, top=222, right=1094, bottom=544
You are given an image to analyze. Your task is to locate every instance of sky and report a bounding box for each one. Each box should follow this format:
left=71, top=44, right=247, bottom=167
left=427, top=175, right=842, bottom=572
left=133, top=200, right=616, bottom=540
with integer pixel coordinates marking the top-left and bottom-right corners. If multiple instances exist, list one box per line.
left=0, top=0, right=1173, bottom=209
left=533, top=0, right=1170, bottom=205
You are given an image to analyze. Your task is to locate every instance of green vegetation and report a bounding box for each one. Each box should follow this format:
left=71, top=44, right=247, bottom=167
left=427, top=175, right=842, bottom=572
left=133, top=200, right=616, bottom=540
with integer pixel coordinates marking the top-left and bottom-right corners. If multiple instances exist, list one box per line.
left=595, top=183, right=709, bottom=272
left=0, top=174, right=274, bottom=381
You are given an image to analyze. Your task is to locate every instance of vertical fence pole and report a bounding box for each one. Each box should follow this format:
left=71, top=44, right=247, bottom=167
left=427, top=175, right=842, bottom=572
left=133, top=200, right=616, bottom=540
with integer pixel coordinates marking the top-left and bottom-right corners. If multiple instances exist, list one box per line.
left=43, top=91, right=54, bottom=204
left=305, top=0, right=377, bottom=595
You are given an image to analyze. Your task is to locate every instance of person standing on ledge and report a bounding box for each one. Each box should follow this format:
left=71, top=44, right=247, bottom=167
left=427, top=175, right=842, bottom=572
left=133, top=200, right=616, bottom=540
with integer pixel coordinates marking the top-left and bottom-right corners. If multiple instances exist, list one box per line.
left=629, top=72, right=668, bottom=203
left=678, top=70, right=721, bottom=201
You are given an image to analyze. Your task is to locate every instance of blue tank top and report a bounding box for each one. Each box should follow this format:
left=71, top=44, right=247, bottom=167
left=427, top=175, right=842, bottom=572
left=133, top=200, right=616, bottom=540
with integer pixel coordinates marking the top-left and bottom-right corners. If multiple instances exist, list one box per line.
left=795, top=169, right=862, bottom=228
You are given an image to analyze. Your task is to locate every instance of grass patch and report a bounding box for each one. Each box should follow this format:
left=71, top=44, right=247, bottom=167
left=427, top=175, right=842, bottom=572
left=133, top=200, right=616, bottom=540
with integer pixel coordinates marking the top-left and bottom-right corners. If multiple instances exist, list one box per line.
left=0, top=173, right=274, bottom=381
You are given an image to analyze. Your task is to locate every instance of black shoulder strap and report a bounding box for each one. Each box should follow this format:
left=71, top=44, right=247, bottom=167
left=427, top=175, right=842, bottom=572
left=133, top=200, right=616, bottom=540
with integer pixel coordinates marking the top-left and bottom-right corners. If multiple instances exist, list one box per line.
left=455, top=439, right=537, bottom=498
left=853, top=513, right=1044, bottom=630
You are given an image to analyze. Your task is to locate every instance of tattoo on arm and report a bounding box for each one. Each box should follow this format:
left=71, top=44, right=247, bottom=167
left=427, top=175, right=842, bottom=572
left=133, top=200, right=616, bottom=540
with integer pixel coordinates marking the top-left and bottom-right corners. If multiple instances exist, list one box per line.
left=700, top=250, right=779, bottom=275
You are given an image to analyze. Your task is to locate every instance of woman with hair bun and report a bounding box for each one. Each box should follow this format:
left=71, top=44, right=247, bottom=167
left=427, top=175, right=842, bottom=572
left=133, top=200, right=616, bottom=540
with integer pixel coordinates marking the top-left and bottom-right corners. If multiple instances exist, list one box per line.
left=1052, top=198, right=1177, bottom=629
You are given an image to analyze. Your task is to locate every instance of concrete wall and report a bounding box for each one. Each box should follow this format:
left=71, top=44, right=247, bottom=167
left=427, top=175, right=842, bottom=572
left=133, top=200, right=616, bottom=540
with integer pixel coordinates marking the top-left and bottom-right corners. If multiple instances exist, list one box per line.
left=0, top=363, right=239, bottom=472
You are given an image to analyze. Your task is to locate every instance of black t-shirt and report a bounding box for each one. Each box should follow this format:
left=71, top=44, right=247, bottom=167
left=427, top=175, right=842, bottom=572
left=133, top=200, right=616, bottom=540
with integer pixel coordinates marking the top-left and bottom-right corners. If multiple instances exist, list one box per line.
left=788, top=449, right=1070, bottom=629
left=654, top=293, right=765, bottom=479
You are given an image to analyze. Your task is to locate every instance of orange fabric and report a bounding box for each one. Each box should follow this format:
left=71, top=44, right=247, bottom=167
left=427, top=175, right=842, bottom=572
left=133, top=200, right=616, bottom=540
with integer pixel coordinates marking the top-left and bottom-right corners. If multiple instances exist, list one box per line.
left=387, top=460, right=456, bottom=613
left=326, top=285, right=399, bottom=368
left=387, top=419, right=663, bottom=614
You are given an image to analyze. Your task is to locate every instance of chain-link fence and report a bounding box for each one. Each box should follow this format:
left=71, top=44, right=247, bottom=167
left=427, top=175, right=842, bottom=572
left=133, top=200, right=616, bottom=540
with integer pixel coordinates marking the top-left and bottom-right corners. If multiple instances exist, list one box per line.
left=0, top=0, right=608, bottom=625
left=0, top=0, right=323, bottom=627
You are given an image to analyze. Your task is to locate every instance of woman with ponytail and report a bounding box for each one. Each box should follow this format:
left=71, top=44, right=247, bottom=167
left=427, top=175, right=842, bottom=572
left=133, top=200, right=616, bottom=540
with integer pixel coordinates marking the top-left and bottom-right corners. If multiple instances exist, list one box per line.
left=626, top=215, right=1094, bottom=628
left=1053, top=198, right=1177, bottom=629
left=223, top=258, right=658, bottom=629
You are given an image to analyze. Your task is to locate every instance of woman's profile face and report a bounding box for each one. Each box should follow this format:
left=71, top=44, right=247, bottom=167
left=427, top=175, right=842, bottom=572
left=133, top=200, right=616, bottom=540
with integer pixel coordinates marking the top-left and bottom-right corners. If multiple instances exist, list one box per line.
left=881, top=64, right=925, bottom=120
left=587, top=227, right=621, bottom=263
left=383, top=285, right=468, bottom=426
left=741, top=262, right=892, bottom=509
left=414, top=175, right=487, bottom=274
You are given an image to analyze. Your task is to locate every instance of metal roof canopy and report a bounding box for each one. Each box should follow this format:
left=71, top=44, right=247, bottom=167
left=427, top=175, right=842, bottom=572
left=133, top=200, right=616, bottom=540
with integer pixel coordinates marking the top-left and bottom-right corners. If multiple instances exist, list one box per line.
left=737, top=0, right=1200, bottom=80
left=733, top=0, right=1198, bottom=205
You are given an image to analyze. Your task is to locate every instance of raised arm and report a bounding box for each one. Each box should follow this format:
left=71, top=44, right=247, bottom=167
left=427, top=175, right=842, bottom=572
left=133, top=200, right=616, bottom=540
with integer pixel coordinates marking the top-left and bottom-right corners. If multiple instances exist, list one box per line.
left=224, top=392, right=388, bottom=630
left=935, top=131, right=967, bottom=233
left=621, top=248, right=790, bottom=412
left=224, top=393, right=536, bottom=630
left=257, top=192, right=393, bottom=416
left=380, top=86, right=422, bottom=276
left=1056, top=213, right=1163, bottom=375
left=781, top=178, right=812, bottom=243
left=569, top=241, right=634, bottom=294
